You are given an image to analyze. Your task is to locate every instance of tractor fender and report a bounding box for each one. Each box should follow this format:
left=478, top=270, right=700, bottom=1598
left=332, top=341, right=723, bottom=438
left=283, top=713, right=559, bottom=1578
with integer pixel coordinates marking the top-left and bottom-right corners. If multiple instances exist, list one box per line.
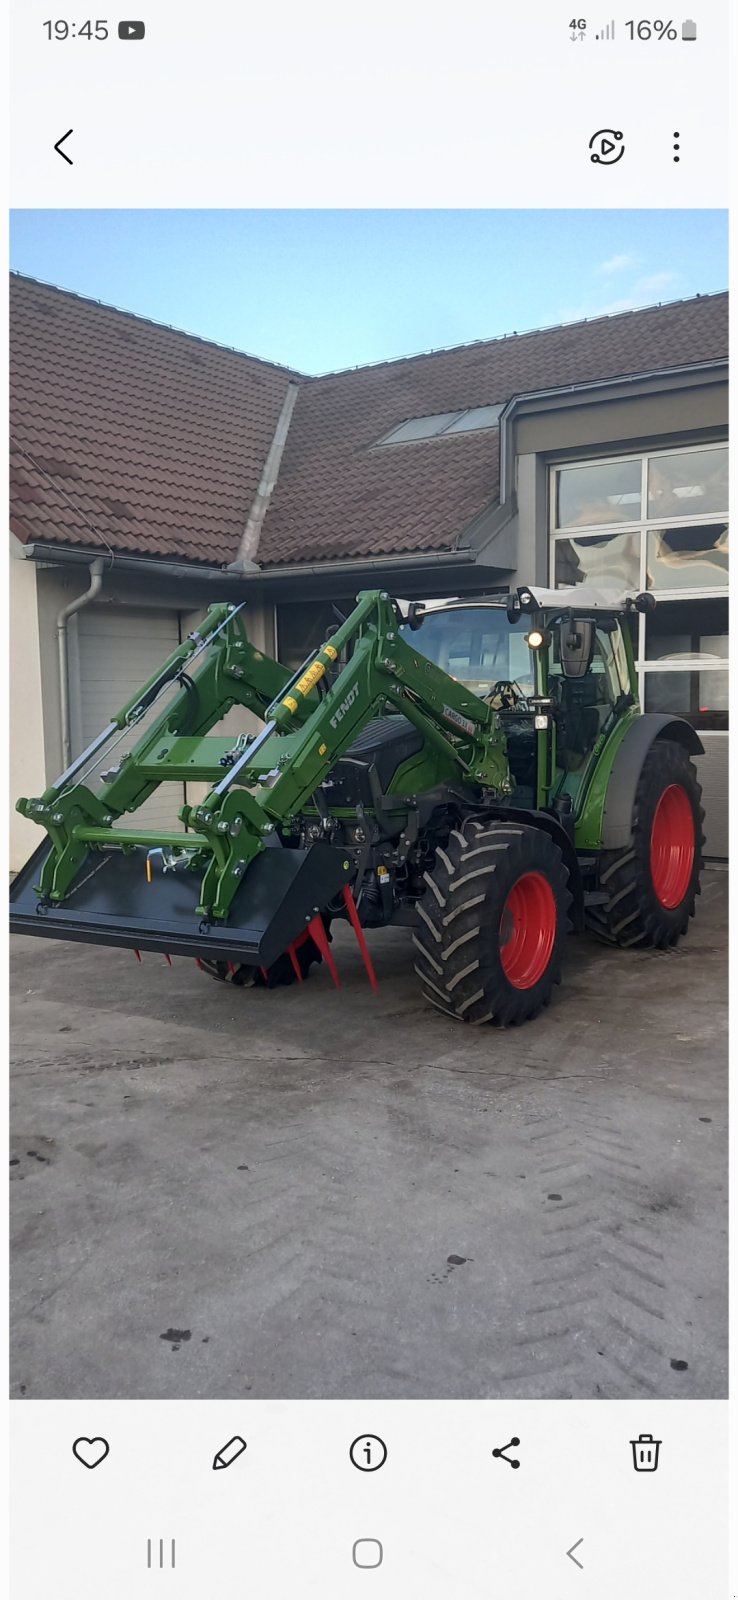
left=476, top=804, right=585, bottom=933
left=600, top=714, right=704, bottom=850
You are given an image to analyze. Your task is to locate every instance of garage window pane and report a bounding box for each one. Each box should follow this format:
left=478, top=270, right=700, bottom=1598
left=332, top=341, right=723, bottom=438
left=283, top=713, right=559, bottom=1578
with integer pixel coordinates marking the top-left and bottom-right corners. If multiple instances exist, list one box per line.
left=647, top=446, right=729, bottom=520
left=646, top=522, right=728, bottom=590
left=645, top=596, right=728, bottom=662
left=554, top=531, right=641, bottom=589
left=643, top=668, right=728, bottom=730
left=555, top=459, right=642, bottom=528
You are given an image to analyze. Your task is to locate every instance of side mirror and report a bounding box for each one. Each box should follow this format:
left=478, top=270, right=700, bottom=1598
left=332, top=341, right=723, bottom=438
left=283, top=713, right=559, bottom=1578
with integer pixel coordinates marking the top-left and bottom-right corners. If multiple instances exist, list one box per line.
left=406, top=601, right=426, bottom=631
left=559, top=617, right=595, bottom=679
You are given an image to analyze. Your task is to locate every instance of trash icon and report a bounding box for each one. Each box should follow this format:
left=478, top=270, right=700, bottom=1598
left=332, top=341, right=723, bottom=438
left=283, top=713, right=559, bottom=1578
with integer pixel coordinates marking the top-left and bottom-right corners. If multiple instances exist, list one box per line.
left=631, top=1433, right=661, bottom=1472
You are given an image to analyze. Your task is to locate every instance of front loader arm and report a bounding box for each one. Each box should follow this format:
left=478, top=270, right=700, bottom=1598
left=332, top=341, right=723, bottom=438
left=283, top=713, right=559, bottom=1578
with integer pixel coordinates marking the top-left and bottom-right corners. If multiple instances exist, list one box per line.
left=189, top=591, right=511, bottom=908
left=17, top=589, right=511, bottom=924
left=16, top=602, right=292, bottom=903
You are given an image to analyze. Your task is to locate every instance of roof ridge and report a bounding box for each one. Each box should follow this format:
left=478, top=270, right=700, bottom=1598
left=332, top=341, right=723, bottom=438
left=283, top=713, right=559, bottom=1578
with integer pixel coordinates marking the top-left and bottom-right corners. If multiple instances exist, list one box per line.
left=9, top=270, right=305, bottom=380
left=308, top=289, right=729, bottom=380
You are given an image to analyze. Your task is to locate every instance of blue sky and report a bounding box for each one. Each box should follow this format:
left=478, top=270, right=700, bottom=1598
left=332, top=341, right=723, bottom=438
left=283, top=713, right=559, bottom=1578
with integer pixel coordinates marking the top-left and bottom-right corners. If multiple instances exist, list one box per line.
left=10, top=209, right=727, bottom=374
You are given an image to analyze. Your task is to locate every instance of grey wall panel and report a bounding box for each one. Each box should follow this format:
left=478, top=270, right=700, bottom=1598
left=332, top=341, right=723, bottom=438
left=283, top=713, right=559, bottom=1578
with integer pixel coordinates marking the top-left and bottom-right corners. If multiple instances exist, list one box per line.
left=76, top=606, right=185, bottom=831
left=694, top=734, right=728, bottom=858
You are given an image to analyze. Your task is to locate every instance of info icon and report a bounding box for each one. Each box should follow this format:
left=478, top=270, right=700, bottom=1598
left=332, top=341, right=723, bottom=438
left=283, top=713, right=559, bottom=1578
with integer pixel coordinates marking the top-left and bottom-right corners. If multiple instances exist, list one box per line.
left=350, top=1434, right=387, bottom=1472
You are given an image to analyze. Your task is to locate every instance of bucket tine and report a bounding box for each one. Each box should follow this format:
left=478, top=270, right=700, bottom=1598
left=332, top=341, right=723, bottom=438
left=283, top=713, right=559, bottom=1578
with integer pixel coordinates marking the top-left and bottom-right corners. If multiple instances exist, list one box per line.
left=287, top=943, right=304, bottom=982
left=341, top=885, right=378, bottom=993
left=308, top=915, right=341, bottom=988
left=164, top=953, right=172, bottom=967
left=134, top=949, right=142, bottom=962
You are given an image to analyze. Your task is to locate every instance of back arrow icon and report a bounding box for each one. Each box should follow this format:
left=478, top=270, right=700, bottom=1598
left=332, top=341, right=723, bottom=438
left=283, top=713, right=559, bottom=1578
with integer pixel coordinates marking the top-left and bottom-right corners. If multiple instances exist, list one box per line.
left=54, top=129, right=73, bottom=165
left=566, top=1538, right=584, bottom=1569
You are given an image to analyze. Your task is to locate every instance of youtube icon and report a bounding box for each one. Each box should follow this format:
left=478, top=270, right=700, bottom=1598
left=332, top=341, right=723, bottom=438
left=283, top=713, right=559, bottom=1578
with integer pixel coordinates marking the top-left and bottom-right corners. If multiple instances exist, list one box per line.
left=118, top=19, right=145, bottom=39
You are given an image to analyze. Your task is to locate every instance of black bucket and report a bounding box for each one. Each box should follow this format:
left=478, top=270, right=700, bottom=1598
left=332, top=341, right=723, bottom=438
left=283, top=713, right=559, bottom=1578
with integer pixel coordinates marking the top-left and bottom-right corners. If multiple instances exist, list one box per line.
left=9, top=840, right=352, bottom=969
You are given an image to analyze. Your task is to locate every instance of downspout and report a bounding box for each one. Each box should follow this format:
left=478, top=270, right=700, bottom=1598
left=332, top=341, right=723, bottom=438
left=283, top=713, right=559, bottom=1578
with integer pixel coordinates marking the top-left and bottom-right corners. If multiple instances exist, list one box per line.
left=57, top=557, right=104, bottom=768
left=229, top=379, right=300, bottom=570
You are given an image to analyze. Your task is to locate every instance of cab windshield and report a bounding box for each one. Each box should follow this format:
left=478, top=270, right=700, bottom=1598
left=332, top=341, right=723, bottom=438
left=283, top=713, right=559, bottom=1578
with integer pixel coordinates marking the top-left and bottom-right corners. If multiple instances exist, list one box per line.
left=405, top=606, right=535, bottom=703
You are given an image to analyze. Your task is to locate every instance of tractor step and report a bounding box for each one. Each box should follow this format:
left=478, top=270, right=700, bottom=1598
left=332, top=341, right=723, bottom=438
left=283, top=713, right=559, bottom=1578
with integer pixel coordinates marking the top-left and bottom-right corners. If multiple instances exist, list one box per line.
left=10, top=839, right=352, bottom=969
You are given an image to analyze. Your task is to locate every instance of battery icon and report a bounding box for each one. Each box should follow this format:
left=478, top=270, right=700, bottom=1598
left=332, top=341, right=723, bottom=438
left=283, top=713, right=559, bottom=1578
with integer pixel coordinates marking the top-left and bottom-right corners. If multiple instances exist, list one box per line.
left=682, top=19, right=697, bottom=39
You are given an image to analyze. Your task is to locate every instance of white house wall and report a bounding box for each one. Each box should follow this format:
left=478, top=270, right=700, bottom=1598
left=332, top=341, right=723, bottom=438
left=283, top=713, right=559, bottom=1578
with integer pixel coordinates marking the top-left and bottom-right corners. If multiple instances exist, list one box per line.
left=9, top=556, right=47, bottom=870
left=10, top=560, right=275, bottom=862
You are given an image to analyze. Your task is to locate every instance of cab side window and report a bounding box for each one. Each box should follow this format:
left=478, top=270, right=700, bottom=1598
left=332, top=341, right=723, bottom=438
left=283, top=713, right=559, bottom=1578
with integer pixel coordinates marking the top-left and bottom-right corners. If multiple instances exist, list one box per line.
left=550, top=624, right=627, bottom=768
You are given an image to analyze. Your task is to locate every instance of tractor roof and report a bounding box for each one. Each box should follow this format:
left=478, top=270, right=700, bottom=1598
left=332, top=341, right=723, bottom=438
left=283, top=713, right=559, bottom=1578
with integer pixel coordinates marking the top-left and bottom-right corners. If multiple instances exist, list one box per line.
left=398, top=585, right=638, bottom=618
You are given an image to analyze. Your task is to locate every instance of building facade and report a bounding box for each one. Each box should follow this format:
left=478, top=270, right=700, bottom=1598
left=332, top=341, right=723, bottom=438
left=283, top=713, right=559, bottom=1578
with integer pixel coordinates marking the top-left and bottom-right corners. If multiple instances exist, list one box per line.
left=10, top=273, right=729, bottom=866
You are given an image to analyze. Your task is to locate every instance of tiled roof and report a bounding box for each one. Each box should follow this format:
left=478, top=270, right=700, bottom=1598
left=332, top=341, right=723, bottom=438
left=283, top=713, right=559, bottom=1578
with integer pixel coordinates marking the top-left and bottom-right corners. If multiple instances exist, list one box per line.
left=9, top=272, right=728, bottom=568
left=258, top=293, right=729, bottom=565
left=10, top=273, right=298, bottom=564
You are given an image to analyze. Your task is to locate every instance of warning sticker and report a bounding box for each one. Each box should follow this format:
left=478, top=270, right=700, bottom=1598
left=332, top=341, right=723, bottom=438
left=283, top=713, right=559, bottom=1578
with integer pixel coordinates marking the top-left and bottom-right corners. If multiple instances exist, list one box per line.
left=295, top=659, right=326, bottom=697
left=443, top=705, right=476, bottom=737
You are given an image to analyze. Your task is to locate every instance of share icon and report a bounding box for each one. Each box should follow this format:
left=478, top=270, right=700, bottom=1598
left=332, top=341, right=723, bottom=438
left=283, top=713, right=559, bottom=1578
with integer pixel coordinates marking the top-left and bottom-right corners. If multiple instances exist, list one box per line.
left=492, top=1436, right=521, bottom=1469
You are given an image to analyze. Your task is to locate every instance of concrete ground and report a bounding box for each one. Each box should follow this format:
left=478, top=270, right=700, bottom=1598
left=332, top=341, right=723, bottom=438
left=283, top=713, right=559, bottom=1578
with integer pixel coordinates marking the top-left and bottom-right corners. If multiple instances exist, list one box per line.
left=10, top=870, right=728, bottom=1401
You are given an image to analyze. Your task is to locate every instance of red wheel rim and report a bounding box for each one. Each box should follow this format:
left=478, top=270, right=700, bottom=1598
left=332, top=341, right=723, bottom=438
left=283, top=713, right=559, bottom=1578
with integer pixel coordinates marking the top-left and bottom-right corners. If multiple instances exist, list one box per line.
left=650, top=784, right=695, bottom=908
left=499, top=871, right=557, bottom=990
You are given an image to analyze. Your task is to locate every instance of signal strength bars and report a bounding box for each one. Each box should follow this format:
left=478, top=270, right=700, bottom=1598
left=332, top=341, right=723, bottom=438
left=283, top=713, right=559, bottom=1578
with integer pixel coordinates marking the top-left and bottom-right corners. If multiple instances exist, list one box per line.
left=595, top=20, right=615, bottom=39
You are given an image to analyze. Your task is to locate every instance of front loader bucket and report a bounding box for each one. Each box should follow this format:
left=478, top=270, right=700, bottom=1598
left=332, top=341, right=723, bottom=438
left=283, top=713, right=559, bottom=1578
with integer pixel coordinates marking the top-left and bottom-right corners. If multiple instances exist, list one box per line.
left=9, top=841, right=352, bottom=970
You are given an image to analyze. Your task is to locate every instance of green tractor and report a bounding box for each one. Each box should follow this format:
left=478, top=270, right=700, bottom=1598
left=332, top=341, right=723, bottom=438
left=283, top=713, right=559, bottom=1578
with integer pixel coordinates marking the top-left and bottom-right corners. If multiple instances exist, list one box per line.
left=11, top=584, right=704, bottom=1027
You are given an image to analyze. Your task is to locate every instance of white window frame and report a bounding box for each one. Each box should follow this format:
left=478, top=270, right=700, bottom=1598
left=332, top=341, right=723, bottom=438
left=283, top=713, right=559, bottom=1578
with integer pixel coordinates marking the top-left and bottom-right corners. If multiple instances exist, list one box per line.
left=549, top=441, right=729, bottom=726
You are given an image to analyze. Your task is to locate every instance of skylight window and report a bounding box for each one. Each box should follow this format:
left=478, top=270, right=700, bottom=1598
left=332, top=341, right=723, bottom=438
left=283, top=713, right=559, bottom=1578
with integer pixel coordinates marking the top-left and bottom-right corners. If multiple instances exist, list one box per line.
left=379, top=404, right=504, bottom=445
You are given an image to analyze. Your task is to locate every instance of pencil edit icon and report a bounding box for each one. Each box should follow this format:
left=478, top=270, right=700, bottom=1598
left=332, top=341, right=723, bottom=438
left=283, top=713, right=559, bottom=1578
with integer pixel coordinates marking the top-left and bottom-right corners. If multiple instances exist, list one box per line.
left=213, top=1435, right=247, bottom=1471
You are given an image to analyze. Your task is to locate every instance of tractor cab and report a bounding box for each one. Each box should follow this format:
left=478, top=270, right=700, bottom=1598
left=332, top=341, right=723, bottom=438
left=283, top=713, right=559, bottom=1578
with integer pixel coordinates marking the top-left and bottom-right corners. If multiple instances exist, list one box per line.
left=401, top=586, right=642, bottom=813
left=400, top=598, right=540, bottom=804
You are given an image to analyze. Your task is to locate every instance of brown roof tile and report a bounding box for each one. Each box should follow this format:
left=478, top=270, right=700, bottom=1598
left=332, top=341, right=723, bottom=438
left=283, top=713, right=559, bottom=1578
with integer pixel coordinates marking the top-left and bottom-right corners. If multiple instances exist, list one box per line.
left=10, top=273, right=728, bottom=568
left=259, top=294, right=728, bottom=565
left=10, top=273, right=298, bottom=563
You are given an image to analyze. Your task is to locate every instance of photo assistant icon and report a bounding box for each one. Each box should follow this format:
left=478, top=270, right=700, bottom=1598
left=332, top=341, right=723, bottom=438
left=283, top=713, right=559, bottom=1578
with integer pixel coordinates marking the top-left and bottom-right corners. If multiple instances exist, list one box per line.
left=589, top=128, right=625, bottom=164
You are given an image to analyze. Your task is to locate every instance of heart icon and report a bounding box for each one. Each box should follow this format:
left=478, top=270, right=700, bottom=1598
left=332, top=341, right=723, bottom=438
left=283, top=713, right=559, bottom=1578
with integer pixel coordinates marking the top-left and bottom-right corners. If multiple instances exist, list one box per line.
left=72, top=1436, right=110, bottom=1469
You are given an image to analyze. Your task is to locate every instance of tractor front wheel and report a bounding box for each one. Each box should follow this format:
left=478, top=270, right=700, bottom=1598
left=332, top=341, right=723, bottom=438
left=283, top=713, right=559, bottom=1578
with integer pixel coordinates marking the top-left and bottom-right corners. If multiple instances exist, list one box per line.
left=587, top=738, right=704, bottom=949
left=414, top=820, right=571, bottom=1026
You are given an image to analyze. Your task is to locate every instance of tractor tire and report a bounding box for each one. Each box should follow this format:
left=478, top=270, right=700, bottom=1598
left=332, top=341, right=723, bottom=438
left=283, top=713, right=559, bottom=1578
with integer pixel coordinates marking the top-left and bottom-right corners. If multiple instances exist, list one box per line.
left=414, top=819, right=571, bottom=1027
left=586, top=738, right=704, bottom=949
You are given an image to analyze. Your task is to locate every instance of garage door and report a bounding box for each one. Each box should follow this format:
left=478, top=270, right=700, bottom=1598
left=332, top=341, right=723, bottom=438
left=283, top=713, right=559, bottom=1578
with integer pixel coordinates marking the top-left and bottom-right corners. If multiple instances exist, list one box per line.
left=76, top=606, right=185, bottom=831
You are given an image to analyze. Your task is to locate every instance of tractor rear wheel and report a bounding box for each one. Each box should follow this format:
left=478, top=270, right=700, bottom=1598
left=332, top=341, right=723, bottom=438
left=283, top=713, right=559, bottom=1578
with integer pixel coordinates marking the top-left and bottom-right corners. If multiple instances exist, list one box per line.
left=587, top=738, right=704, bottom=949
left=414, top=820, right=571, bottom=1026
